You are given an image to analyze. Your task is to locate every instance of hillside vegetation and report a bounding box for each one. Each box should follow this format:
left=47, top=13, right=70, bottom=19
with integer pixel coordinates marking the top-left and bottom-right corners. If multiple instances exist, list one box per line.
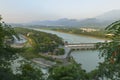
left=14, top=27, right=64, bottom=58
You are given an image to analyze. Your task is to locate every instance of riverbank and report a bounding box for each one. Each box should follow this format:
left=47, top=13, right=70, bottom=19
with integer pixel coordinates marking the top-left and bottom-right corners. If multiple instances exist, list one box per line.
left=17, top=27, right=106, bottom=72
left=50, top=29, right=110, bottom=40
left=34, top=28, right=110, bottom=40
left=14, top=27, right=72, bottom=68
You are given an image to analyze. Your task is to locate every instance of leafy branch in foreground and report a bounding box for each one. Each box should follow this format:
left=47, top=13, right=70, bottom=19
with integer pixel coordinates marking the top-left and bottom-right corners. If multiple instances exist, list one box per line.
left=97, top=20, right=120, bottom=80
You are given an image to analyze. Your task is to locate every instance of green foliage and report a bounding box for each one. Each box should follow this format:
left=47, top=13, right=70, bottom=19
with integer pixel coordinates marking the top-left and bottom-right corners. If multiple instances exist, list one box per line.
left=16, top=64, right=44, bottom=80
left=57, top=48, right=65, bottom=55
left=87, top=69, right=100, bottom=80
left=0, top=67, right=15, bottom=80
left=48, top=63, right=88, bottom=80
left=15, top=27, right=63, bottom=53
left=0, top=16, right=44, bottom=80
left=0, top=16, right=18, bottom=80
left=54, top=48, right=65, bottom=55
left=20, top=47, right=40, bottom=59
left=0, top=16, right=17, bottom=65
left=98, top=41, right=120, bottom=63
left=99, top=20, right=120, bottom=63
left=97, top=20, right=120, bottom=79
left=106, top=20, right=120, bottom=35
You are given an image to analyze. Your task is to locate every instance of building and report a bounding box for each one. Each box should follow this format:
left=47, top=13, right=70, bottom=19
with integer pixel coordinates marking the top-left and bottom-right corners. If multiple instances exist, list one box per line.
left=80, top=28, right=99, bottom=32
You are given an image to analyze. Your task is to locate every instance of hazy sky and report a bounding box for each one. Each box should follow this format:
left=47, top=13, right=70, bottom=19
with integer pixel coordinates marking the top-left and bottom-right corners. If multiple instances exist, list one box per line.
left=1, top=0, right=120, bottom=23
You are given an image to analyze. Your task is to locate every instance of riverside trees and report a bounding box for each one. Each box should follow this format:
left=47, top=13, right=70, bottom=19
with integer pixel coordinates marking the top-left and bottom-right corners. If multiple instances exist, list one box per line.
left=15, top=27, right=64, bottom=54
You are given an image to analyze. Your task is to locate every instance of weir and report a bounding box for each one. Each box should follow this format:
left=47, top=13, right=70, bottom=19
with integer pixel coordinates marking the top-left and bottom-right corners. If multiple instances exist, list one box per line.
left=65, top=43, right=97, bottom=50
left=64, top=43, right=98, bottom=59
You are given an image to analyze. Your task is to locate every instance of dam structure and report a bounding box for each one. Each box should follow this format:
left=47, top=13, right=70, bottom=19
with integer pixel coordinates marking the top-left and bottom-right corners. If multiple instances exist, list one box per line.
left=65, top=43, right=97, bottom=50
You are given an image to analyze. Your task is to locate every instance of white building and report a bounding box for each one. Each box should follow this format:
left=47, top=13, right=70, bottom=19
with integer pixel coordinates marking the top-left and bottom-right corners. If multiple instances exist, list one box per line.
left=80, top=28, right=99, bottom=32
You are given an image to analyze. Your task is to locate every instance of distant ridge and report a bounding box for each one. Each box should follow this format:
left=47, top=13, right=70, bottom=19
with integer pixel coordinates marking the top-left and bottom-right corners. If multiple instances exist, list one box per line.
left=96, top=9, right=120, bottom=21
left=11, top=9, right=120, bottom=28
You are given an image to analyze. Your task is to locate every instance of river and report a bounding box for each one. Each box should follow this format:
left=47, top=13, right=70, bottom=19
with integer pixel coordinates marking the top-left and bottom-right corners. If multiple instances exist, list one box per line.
left=33, top=28, right=104, bottom=72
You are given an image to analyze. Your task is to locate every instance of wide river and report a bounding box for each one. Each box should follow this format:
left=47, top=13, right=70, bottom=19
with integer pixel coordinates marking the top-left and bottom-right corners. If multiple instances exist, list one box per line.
left=33, top=28, right=105, bottom=72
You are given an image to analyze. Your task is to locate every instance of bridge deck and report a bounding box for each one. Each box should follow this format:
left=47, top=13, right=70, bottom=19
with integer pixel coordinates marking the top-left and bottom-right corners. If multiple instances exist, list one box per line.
left=65, top=43, right=97, bottom=50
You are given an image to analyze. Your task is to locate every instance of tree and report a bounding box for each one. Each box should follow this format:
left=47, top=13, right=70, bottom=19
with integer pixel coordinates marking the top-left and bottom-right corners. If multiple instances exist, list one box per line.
left=16, top=64, right=44, bottom=80
left=97, top=20, right=120, bottom=79
left=48, top=63, right=88, bottom=80
left=0, top=16, right=44, bottom=80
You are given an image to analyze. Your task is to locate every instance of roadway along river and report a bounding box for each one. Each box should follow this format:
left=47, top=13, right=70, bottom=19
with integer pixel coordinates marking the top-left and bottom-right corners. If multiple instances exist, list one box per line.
left=33, top=28, right=104, bottom=72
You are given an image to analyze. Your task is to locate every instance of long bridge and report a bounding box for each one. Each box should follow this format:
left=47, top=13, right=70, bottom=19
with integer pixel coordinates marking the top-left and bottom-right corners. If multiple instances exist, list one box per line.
left=64, top=43, right=99, bottom=59
left=65, top=43, right=97, bottom=50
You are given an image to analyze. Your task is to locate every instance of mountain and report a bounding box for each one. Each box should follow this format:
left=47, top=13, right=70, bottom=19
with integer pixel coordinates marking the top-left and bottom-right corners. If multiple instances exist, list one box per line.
left=29, top=18, right=103, bottom=27
left=96, top=10, right=120, bottom=21
left=11, top=9, right=120, bottom=28
left=30, top=18, right=79, bottom=26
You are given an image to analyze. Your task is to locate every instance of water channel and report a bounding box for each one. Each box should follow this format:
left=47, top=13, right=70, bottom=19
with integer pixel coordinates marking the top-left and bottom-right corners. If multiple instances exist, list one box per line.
left=33, top=28, right=105, bottom=72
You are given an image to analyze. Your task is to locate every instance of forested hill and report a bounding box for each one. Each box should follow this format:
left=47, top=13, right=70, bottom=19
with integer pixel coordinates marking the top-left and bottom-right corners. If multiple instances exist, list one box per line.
left=15, top=27, right=64, bottom=53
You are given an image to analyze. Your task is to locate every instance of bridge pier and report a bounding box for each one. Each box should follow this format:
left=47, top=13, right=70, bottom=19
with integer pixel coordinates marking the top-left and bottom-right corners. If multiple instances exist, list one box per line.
left=64, top=43, right=98, bottom=60
left=71, top=48, right=96, bottom=51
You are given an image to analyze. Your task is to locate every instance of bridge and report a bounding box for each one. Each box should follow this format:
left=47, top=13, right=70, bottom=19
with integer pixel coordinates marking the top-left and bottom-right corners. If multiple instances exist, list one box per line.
left=65, top=43, right=97, bottom=50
